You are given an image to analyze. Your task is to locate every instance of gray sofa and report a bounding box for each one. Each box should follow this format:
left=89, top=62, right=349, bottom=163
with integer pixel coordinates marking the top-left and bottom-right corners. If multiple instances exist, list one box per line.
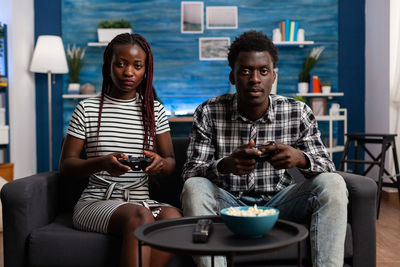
left=1, top=137, right=377, bottom=267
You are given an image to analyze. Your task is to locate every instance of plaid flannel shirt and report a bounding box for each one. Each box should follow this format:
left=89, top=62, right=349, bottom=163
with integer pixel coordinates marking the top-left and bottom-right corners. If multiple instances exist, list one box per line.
left=182, top=93, right=335, bottom=200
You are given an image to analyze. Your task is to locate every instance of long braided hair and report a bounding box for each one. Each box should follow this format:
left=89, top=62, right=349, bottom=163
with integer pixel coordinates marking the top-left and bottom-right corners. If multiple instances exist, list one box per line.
left=97, top=33, right=156, bottom=152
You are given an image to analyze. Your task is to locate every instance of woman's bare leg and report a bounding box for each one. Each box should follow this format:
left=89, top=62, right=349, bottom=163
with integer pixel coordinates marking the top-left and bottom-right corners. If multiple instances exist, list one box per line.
left=149, top=206, right=182, bottom=267
left=108, top=204, right=155, bottom=267
left=150, top=207, right=182, bottom=267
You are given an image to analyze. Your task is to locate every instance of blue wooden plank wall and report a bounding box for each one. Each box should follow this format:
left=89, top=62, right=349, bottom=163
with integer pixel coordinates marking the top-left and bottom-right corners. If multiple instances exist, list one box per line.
left=62, top=0, right=338, bottom=133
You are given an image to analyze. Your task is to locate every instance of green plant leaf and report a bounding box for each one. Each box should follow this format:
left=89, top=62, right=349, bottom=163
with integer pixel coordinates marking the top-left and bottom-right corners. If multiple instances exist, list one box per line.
left=293, top=95, right=306, bottom=102
left=298, top=46, right=325, bottom=82
left=66, top=44, right=86, bottom=83
left=98, top=19, right=131, bottom=28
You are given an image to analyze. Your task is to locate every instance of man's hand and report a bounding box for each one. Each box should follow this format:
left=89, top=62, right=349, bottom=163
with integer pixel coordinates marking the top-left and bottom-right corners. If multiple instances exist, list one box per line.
left=261, top=141, right=310, bottom=169
left=217, top=139, right=261, bottom=175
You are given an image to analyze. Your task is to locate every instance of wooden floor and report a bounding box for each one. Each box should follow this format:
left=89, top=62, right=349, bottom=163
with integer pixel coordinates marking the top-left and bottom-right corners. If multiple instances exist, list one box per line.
left=0, top=191, right=398, bottom=267
left=377, top=190, right=400, bottom=267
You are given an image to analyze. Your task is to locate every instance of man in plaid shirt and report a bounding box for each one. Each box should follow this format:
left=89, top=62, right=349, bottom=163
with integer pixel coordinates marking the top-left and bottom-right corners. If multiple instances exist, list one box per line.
left=181, top=31, right=348, bottom=267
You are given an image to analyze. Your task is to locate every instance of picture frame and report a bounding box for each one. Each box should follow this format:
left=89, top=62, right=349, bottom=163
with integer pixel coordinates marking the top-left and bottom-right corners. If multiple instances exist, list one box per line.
left=199, top=37, right=230, bottom=61
left=181, top=1, right=204, bottom=34
left=309, top=98, right=327, bottom=116
left=206, top=6, right=238, bottom=29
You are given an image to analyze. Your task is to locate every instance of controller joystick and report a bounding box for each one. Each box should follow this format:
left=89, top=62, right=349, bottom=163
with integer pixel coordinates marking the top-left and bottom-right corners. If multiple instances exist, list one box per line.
left=254, top=141, right=276, bottom=162
left=118, top=155, right=153, bottom=171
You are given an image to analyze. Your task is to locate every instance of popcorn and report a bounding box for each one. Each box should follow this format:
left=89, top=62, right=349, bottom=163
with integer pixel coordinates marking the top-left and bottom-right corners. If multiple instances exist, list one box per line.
left=226, top=204, right=276, bottom=217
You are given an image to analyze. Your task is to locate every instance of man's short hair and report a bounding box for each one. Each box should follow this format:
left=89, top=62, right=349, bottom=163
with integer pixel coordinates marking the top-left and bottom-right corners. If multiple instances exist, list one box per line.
left=227, top=31, right=279, bottom=69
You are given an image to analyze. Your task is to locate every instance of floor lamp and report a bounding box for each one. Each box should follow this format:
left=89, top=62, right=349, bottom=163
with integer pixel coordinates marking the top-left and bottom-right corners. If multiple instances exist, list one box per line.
left=30, top=36, right=68, bottom=171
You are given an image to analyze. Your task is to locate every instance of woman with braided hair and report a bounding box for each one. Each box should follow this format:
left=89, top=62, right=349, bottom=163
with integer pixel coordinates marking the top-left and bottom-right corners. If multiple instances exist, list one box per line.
left=59, top=33, right=181, bottom=267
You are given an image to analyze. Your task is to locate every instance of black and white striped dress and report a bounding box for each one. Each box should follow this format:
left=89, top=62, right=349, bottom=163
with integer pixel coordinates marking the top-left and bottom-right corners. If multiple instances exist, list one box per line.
left=67, top=94, right=170, bottom=233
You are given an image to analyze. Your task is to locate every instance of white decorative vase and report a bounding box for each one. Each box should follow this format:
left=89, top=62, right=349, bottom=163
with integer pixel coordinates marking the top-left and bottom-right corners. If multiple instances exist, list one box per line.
left=322, top=86, right=331, bottom=94
left=297, top=82, right=309, bottom=94
left=97, top=28, right=132, bottom=43
left=68, top=83, right=80, bottom=94
left=79, top=83, right=96, bottom=95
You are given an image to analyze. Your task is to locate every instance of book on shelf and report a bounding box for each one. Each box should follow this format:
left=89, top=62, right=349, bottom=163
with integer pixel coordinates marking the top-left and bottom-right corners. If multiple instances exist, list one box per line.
left=284, top=19, right=290, bottom=41
left=309, top=75, right=314, bottom=93
left=313, top=76, right=321, bottom=93
left=279, top=21, right=285, bottom=41
left=279, top=20, right=299, bottom=42
left=289, top=21, right=295, bottom=42
left=308, top=75, right=321, bottom=93
left=293, top=21, right=299, bottom=41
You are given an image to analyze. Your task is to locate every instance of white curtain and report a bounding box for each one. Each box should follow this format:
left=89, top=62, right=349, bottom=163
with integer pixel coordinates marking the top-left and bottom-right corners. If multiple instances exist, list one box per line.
left=389, top=0, right=400, bottom=176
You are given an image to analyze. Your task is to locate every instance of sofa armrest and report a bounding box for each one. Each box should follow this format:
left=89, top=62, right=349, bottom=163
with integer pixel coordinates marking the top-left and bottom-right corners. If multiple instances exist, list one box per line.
left=1, top=172, right=59, bottom=267
left=336, top=171, right=377, bottom=267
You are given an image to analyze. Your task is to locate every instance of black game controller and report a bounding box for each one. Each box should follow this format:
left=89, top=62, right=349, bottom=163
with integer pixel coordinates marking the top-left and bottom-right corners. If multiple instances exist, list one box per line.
left=118, top=155, right=153, bottom=171
left=254, top=141, right=276, bottom=162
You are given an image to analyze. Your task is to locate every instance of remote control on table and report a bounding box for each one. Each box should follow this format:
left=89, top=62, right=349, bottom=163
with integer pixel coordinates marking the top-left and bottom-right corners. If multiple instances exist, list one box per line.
left=192, top=219, right=213, bottom=243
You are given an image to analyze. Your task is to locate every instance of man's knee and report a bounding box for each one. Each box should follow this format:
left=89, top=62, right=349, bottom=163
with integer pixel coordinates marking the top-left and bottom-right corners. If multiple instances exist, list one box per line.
left=182, top=177, right=213, bottom=200
left=181, top=177, right=217, bottom=216
left=313, top=173, right=348, bottom=204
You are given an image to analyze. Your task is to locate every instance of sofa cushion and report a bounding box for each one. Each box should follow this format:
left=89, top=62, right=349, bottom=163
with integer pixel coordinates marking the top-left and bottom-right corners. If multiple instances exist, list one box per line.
left=29, top=213, right=120, bottom=267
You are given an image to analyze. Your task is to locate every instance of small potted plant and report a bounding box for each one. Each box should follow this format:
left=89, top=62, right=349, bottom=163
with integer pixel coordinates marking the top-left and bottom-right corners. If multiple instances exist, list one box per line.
left=298, top=46, right=325, bottom=93
left=66, top=44, right=86, bottom=94
left=97, top=19, right=132, bottom=43
left=321, top=81, right=331, bottom=93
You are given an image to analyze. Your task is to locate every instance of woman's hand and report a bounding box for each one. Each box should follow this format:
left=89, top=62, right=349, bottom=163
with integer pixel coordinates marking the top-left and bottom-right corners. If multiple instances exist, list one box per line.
left=103, top=153, right=131, bottom=176
left=143, top=150, right=168, bottom=175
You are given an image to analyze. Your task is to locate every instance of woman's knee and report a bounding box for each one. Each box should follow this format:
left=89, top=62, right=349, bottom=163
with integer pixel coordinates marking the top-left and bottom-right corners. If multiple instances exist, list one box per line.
left=128, top=206, right=154, bottom=227
left=111, top=204, right=155, bottom=234
left=157, top=206, right=182, bottom=220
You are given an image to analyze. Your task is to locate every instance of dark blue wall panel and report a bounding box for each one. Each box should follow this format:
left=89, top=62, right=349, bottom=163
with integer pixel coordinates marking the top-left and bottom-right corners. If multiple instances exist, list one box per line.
left=61, top=0, right=339, bottom=131
left=339, top=0, right=365, bottom=133
left=335, top=0, right=365, bottom=164
left=34, top=0, right=365, bottom=171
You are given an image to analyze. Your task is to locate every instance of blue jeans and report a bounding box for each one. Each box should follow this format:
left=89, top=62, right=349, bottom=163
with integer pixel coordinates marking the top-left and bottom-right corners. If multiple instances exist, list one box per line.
left=181, top=173, right=348, bottom=267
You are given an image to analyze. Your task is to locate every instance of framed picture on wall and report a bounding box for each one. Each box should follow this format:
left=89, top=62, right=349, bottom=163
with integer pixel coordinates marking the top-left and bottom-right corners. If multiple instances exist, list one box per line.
left=199, top=37, right=230, bottom=60
left=181, top=1, right=204, bottom=33
left=309, top=98, right=327, bottom=116
left=206, top=6, right=238, bottom=29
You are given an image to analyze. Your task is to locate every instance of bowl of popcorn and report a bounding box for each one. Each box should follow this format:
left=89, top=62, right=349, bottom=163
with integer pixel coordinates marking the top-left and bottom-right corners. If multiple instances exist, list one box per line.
left=220, top=205, right=279, bottom=238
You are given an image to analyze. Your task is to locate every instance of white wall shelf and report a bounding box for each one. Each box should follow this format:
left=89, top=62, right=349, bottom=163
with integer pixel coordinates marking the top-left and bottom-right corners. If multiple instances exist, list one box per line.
left=62, top=94, right=99, bottom=99
left=317, top=108, right=348, bottom=159
left=315, top=114, right=346, bottom=121
left=89, top=41, right=315, bottom=48
left=296, top=92, right=344, bottom=99
left=298, top=92, right=347, bottom=160
left=273, top=41, right=314, bottom=47
left=87, top=42, right=107, bottom=47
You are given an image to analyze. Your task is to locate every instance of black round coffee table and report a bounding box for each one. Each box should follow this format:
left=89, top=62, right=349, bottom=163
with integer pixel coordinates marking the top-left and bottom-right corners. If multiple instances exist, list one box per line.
left=135, top=215, right=308, bottom=267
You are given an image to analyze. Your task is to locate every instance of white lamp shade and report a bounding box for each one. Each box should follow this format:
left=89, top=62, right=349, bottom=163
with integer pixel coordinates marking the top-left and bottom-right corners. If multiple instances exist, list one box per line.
left=30, top=35, right=69, bottom=74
